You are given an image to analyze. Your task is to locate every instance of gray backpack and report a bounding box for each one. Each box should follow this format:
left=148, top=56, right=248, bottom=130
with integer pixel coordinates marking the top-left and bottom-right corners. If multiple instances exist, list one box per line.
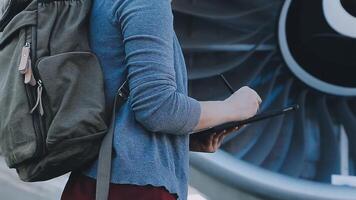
left=0, top=0, right=125, bottom=198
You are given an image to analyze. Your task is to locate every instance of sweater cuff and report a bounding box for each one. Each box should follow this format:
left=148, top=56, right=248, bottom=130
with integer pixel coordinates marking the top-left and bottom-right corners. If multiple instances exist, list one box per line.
left=176, top=97, right=201, bottom=135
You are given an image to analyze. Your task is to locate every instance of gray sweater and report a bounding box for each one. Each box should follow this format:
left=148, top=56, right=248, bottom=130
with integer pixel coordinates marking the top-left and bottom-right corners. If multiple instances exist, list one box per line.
left=84, top=0, right=202, bottom=199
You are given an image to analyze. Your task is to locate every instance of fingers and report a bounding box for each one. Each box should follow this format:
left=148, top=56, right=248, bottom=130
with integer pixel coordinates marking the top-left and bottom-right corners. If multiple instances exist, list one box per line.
left=224, top=125, right=240, bottom=135
left=256, top=93, right=262, bottom=105
left=217, top=131, right=227, bottom=144
left=209, top=127, right=242, bottom=153
left=217, top=130, right=227, bottom=141
left=252, top=90, right=262, bottom=110
left=209, top=132, right=217, bottom=142
left=212, top=132, right=221, bottom=149
left=250, top=87, right=262, bottom=104
left=205, top=131, right=223, bottom=153
left=253, top=90, right=262, bottom=113
left=244, top=86, right=262, bottom=104
left=216, top=130, right=229, bottom=150
left=204, top=133, right=216, bottom=153
left=215, top=129, right=232, bottom=150
left=230, top=126, right=241, bottom=132
left=245, top=86, right=262, bottom=114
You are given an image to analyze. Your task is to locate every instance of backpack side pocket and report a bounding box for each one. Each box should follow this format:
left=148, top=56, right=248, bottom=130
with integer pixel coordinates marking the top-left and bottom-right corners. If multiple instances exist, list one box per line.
left=0, top=9, right=39, bottom=168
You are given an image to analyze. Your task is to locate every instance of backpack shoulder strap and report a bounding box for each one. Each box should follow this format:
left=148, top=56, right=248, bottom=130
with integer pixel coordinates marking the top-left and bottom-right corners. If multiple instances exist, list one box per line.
left=96, top=80, right=129, bottom=200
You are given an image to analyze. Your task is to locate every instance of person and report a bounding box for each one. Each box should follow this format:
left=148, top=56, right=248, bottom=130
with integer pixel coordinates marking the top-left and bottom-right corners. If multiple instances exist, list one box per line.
left=61, top=0, right=262, bottom=199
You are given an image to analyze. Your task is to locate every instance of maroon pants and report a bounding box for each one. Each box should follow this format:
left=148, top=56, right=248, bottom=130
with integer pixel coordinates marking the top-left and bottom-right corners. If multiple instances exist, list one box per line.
left=61, top=173, right=177, bottom=200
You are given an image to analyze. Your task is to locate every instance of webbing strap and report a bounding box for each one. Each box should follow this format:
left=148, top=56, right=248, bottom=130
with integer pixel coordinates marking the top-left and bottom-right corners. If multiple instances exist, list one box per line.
left=96, top=81, right=129, bottom=200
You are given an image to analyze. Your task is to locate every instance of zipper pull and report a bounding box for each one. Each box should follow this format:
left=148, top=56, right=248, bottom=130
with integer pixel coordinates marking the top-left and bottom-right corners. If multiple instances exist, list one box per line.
left=30, top=80, right=44, bottom=116
left=24, top=59, right=37, bottom=86
left=19, top=43, right=31, bottom=74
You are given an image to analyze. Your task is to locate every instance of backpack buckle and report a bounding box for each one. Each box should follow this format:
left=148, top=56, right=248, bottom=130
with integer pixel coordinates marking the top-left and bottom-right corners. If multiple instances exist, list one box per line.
left=117, top=80, right=129, bottom=100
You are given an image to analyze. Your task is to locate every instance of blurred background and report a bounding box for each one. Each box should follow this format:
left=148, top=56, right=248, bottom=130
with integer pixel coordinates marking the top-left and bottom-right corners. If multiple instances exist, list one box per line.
left=1, top=0, right=356, bottom=200
left=172, top=0, right=356, bottom=199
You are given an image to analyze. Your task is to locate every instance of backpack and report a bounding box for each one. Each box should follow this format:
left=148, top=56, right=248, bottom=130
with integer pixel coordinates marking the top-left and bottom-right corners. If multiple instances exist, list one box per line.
left=0, top=1, right=127, bottom=198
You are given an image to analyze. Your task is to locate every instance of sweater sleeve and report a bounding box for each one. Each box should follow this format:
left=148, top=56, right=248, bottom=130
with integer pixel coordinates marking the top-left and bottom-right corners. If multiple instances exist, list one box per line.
left=112, top=0, right=201, bottom=135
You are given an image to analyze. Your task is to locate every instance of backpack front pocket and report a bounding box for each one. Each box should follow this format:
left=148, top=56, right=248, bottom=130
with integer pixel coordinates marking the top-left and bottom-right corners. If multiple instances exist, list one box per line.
left=36, top=51, right=108, bottom=147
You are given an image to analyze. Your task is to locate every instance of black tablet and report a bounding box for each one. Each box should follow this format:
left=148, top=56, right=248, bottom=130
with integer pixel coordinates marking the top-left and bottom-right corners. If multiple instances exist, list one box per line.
left=191, top=104, right=299, bottom=138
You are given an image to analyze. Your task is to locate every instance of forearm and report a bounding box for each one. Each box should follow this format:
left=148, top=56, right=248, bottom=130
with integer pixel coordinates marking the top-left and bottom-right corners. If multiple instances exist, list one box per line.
left=193, top=101, right=232, bottom=132
left=192, top=86, right=262, bottom=132
left=131, top=86, right=201, bottom=135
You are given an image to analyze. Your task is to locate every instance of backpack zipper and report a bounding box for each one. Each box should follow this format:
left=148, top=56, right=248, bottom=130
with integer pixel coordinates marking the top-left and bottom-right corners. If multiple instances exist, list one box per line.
left=30, top=25, right=49, bottom=155
left=30, top=80, right=44, bottom=116
left=21, top=27, right=46, bottom=157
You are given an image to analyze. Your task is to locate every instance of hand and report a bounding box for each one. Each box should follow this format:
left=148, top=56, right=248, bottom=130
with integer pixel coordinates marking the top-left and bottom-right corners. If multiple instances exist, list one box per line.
left=189, top=127, right=240, bottom=153
left=224, top=86, right=262, bottom=122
